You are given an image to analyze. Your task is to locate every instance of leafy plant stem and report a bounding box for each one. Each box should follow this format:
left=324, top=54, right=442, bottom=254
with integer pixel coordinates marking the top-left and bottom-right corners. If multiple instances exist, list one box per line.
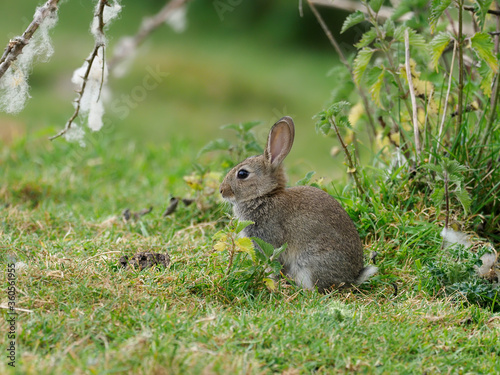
left=307, top=0, right=377, bottom=145
left=404, top=29, right=421, bottom=162
left=477, top=68, right=500, bottom=161
left=328, top=116, right=365, bottom=196
left=432, top=40, right=457, bottom=164
left=226, top=233, right=236, bottom=275
left=444, top=169, right=450, bottom=229
left=457, top=0, right=464, bottom=135
left=383, top=45, right=414, bottom=127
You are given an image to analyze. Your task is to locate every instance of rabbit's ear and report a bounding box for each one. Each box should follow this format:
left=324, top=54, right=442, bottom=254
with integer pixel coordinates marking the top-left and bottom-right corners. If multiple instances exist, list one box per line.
left=265, top=116, right=295, bottom=168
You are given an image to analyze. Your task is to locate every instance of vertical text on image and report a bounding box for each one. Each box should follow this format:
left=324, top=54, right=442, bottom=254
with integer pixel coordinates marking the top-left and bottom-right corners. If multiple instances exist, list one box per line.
left=6, top=263, right=17, bottom=367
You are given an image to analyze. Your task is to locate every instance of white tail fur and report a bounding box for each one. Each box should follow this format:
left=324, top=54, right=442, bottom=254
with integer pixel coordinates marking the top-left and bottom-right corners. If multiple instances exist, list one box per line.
left=356, top=266, right=378, bottom=284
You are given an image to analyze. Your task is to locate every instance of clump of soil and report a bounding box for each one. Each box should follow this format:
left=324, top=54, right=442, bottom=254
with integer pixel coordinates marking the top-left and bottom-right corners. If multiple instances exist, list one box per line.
left=119, top=252, right=170, bottom=270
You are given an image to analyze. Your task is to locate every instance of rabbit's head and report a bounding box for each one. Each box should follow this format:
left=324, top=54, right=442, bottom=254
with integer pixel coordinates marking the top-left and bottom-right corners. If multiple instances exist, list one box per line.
left=220, top=116, right=295, bottom=203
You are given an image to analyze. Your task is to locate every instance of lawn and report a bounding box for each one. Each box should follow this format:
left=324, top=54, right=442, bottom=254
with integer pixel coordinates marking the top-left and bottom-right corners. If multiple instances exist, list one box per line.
left=1, top=134, right=499, bottom=374
left=1, top=1, right=500, bottom=374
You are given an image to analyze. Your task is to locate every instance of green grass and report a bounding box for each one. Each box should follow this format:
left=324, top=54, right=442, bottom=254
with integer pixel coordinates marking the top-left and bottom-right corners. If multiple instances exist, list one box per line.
left=1, top=1, right=500, bottom=374
left=1, top=134, right=499, bottom=374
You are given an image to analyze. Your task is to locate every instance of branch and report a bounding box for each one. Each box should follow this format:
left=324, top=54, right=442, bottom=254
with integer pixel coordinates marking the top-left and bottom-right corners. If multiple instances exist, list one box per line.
left=49, top=0, right=108, bottom=141
left=108, top=0, right=190, bottom=72
left=464, top=5, right=500, bottom=17
left=328, top=116, right=365, bottom=196
left=49, top=44, right=104, bottom=141
left=307, top=0, right=377, bottom=144
left=0, top=0, right=61, bottom=80
left=404, top=29, right=421, bottom=161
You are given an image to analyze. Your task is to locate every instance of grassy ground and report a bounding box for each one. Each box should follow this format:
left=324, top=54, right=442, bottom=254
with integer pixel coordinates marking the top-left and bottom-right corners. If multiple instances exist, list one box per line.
left=1, top=133, right=499, bottom=374
left=1, top=1, right=500, bottom=374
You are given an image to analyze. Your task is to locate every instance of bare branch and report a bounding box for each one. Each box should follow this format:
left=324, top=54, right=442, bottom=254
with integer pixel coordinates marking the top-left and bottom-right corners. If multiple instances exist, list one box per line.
left=49, top=44, right=104, bottom=141
left=49, top=0, right=109, bottom=141
left=0, top=0, right=61, bottom=80
left=108, top=0, right=190, bottom=72
left=404, top=29, right=421, bottom=161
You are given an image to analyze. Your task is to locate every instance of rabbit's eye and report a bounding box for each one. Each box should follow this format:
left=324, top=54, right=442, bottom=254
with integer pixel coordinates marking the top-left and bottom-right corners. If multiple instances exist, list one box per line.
left=237, top=169, right=250, bottom=179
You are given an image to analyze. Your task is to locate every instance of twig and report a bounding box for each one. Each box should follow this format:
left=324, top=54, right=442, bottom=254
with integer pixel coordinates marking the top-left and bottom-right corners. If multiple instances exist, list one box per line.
left=108, top=0, right=190, bottom=72
left=496, top=3, right=500, bottom=54
left=0, top=0, right=61, bottom=80
left=49, top=0, right=108, bottom=141
left=49, top=43, right=104, bottom=141
left=0, top=305, right=34, bottom=313
left=404, top=29, right=421, bottom=161
left=328, top=116, right=365, bottom=196
left=307, top=0, right=376, bottom=144
left=464, top=5, right=500, bottom=17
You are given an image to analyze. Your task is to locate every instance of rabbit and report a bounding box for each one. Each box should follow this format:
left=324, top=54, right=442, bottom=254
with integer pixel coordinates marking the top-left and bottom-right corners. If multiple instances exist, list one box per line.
left=219, top=116, right=377, bottom=293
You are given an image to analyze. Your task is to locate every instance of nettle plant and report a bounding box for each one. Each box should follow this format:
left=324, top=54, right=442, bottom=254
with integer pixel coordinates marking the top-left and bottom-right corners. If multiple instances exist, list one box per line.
left=316, top=0, right=500, bottom=237
left=213, top=219, right=287, bottom=292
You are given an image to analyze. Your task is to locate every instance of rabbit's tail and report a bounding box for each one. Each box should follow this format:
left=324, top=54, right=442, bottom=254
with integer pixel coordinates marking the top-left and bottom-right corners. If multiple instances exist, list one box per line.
left=356, top=266, right=378, bottom=284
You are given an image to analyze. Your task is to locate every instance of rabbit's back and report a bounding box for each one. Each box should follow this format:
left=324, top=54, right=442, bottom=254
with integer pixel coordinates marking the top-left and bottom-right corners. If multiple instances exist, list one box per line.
left=239, top=185, right=364, bottom=291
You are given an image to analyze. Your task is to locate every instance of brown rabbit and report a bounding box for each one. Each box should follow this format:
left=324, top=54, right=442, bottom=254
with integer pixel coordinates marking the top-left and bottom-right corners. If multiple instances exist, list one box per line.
left=219, top=116, right=377, bottom=292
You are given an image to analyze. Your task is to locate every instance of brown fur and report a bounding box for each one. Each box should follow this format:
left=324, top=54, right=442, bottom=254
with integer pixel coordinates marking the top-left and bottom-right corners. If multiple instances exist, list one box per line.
left=220, top=117, right=376, bottom=292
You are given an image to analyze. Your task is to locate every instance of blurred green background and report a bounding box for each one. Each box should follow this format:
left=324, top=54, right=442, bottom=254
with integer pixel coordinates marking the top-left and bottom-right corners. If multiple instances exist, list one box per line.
left=0, top=0, right=356, bottom=180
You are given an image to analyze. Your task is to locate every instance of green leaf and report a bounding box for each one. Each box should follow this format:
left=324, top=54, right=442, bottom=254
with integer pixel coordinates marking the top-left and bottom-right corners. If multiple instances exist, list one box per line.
left=296, top=171, right=316, bottom=186
left=429, top=32, right=453, bottom=70
left=251, top=237, right=275, bottom=259
left=272, top=243, right=287, bottom=261
left=394, top=26, right=426, bottom=48
left=470, top=32, right=499, bottom=73
left=244, top=140, right=263, bottom=154
left=341, top=10, right=365, bottom=34
left=354, top=47, right=375, bottom=86
left=197, top=139, right=232, bottom=156
left=328, top=101, right=351, bottom=116
left=454, top=188, right=472, bottom=214
left=474, top=0, right=494, bottom=31
left=213, top=238, right=227, bottom=252
left=421, top=162, right=444, bottom=175
left=213, top=230, right=226, bottom=240
left=236, top=220, right=254, bottom=233
left=367, top=66, right=385, bottom=108
left=429, top=0, right=452, bottom=33
left=383, top=18, right=395, bottom=38
left=337, top=115, right=353, bottom=130
left=478, top=63, right=495, bottom=97
left=313, top=112, right=331, bottom=135
left=235, top=237, right=256, bottom=261
left=443, top=159, right=468, bottom=177
left=431, top=187, right=445, bottom=206
left=316, top=121, right=331, bottom=136
left=221, top=121, right=261, bottom=133
left=369, top=0, right=384, bottom=13
left=355, top=28, right=377, bottom=49
left=263, top=277, right=277, bottom=290
left=241, top=120, right=262, bottom=132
